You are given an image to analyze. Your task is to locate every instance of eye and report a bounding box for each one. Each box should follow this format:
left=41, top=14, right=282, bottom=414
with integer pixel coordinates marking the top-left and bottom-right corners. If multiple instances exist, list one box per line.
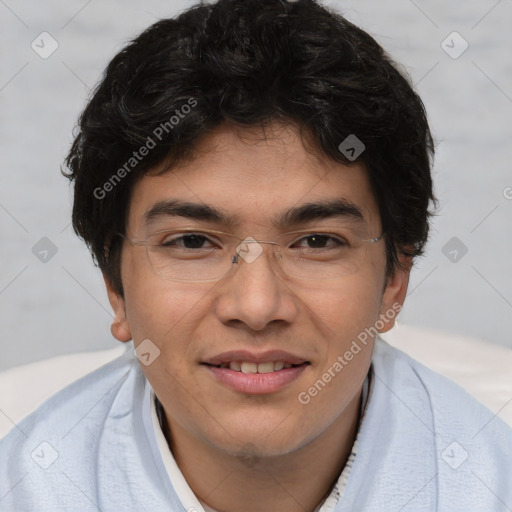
left=291, top=234, right=347, bottom=249
left=161, top=233, right=214, bottom=249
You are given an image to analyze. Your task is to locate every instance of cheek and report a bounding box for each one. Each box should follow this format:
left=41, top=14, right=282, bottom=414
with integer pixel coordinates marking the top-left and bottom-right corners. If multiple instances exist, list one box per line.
left=125, top=283, right=216, bottom=344
left=295, top=271, right=384, bottom=344
left=121, top=250, right=219, bottom=360
left=121, top=275, right=218, bottom=423
left=290, top=277, right=381, bottom=430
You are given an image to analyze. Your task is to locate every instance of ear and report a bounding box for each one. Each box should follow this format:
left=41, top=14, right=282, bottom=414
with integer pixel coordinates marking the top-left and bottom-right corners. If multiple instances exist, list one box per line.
left=378, top=255, right=412, bottom=334
left=103, top=275, right=132, bottom=342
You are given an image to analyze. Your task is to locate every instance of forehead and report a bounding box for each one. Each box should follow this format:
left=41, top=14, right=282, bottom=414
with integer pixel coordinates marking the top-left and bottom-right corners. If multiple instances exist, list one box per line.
left=126, top=122, right=380, bottom=234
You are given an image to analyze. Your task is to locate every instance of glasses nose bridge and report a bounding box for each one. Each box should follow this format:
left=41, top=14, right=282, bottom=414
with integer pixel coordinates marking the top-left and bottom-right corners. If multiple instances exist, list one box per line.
left=250, top=239, right=280, bottom=248
left=231, top=237, right=282, bottom=268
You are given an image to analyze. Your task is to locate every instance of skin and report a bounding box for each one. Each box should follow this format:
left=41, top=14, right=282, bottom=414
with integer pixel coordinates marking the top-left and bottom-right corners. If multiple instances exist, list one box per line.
left=105, top=121, right=411, bottom=512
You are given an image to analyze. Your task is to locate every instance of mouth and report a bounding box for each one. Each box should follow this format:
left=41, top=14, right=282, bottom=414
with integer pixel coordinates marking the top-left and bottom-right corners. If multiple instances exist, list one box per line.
left=206, top=360, right=307, bottom=373
left=201, top=350, right=311, bottom=394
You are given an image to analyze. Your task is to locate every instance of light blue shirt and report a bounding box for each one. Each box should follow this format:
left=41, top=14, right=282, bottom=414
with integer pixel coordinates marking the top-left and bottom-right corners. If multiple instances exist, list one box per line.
left=1, top=339, right=511, bottom=511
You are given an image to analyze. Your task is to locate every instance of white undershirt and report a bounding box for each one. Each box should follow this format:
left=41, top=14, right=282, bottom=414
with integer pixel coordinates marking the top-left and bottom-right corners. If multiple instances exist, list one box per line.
left=149, top=370, right=372, bottom=512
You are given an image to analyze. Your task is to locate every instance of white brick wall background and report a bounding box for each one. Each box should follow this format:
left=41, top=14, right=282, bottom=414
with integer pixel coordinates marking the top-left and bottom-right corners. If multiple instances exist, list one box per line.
left=1, top=0, right=511, bottom=370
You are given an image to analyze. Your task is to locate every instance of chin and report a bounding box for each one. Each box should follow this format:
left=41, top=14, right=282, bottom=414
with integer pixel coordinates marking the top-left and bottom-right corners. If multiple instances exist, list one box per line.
left=220, top=435, right=306, bottom=462
left=205, top=416, right=313, bottom=460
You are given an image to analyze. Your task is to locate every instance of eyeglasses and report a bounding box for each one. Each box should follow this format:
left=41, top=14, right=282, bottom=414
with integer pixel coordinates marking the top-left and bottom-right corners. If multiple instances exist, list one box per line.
left=122, top=226, right=384, bottom=282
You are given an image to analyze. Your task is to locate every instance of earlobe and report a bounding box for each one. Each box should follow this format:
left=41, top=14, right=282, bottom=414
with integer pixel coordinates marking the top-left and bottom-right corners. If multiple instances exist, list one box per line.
left=378, top=255, right=412, bottom=333
left=103, top=275, right=132, bottom=342
left=110, top=320, right=131, bottom=342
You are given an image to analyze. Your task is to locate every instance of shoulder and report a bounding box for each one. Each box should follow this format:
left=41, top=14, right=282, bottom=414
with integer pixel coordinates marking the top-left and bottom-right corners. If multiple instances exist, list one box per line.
left=373, top=338, right=512, bottom=501
left=373, top=338, right=511, bottom=433
left=2, top=347, right=140, bottom=440
left=0, top=349, right=144, bottom=504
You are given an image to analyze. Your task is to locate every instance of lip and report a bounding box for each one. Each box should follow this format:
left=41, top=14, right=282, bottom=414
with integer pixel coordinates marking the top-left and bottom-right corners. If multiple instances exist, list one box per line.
left=204, top=363, right=309, bottom=395
left=203, top=349, right=307, bottom=366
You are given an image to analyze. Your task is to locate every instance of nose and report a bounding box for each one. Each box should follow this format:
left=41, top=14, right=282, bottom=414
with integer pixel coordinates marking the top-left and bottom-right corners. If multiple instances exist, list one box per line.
left=214, top=241, right=299, bottom=332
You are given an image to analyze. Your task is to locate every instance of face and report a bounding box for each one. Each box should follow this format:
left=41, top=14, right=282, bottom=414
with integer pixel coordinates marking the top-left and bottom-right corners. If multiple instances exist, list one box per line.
left=106, top=121, right=409, bottom=460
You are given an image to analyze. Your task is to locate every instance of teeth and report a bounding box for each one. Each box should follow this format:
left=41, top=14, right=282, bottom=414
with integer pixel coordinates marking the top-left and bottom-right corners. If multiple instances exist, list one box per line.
left=229, top=361, right=241, bottom=371
left=241, top=362, right=258, bottom=374
left=257, top=362, right=274, bottom=374
left=227, top=361, right=290, bottom=373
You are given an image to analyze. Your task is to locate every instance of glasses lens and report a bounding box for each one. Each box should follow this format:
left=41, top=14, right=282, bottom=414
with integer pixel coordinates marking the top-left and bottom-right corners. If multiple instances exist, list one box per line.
left=143, top=227, right=374, bottom=282
left=146, top=231, right=231, bottom=281
left=275, top=230, right=368, bottom=279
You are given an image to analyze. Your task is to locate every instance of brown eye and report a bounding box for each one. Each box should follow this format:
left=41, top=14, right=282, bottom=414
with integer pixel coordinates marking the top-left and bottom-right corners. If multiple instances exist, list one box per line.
left=162, top=234, right=212, bottom=249
left=292, top=234, right=346, bottom=249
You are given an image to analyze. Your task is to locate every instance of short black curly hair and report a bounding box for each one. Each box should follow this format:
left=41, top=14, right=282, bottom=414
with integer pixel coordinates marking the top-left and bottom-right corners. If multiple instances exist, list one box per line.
left=63, top=0, right=435, bottom=296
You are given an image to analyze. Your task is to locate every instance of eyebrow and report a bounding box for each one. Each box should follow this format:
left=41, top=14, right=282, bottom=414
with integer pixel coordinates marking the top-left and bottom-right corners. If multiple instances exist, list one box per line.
left=143, top=198, right=365, bottom=228
left=144, top=199, right=235, bottom=226
left=277, top=199, right=364, bottom=228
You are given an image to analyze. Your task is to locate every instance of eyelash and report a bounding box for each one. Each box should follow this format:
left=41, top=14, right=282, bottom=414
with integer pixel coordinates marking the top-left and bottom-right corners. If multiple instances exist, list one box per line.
left=160, top=233, right=347, bottom=249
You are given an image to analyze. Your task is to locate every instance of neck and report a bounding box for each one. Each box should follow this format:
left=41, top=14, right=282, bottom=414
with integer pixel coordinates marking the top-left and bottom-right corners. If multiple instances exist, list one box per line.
left=158, top=387, right=364, bottom=512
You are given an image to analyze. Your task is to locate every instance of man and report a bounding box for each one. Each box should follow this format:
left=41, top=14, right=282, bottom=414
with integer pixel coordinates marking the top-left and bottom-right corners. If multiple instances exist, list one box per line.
left=1, top=0, right=510, bottom=510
